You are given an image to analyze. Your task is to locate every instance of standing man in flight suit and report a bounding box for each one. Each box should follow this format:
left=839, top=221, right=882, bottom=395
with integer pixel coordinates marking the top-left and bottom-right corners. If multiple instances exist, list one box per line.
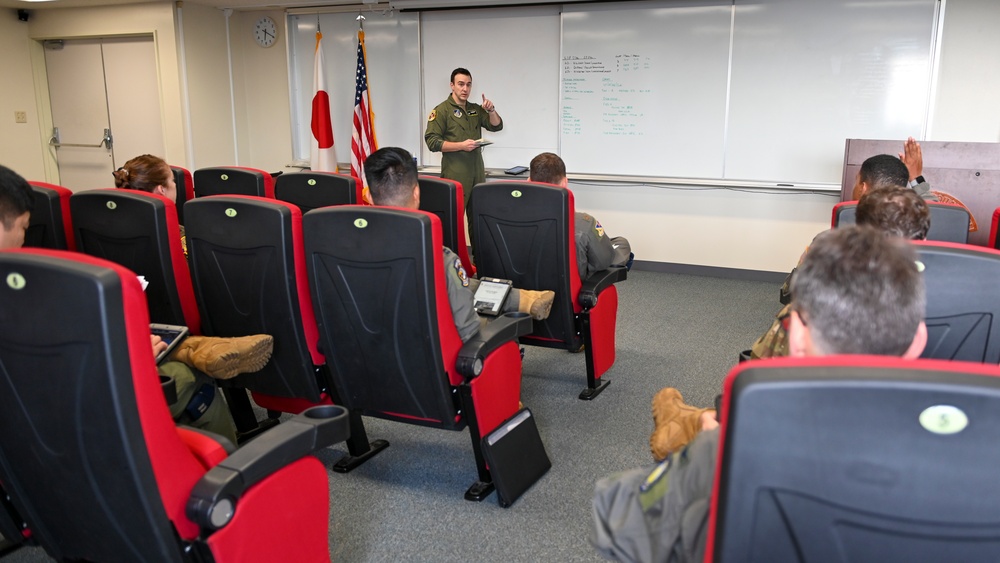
left=424, top=67, right=503, bottom=207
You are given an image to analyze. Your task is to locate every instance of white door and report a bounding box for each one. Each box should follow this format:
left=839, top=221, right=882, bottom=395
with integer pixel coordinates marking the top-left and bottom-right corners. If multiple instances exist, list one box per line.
left=44, top=36, right=164, bottom=191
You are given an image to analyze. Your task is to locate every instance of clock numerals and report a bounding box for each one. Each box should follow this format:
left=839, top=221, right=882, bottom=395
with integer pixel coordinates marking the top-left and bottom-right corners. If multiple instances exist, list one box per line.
left=254, top=17, right=277, bottom=48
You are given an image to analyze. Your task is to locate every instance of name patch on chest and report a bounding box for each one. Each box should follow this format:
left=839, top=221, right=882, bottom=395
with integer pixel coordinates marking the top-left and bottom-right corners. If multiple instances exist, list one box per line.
left=467, top=109, right=479, bottom=116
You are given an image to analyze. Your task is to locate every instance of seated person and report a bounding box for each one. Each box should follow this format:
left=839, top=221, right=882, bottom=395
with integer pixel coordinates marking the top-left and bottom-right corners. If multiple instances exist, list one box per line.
left=747, top=185, right=929, bottom=363
left=592, top=226, right=928, bottom=562
left=112, top=153, right=274, bottom=380
left=0, top=164, right=255, bottom=444
left=528, top=152, right=633, bottom=280
left=362, top=147, right=555, bottom=343
left=852, top=138, right=938, bottom=201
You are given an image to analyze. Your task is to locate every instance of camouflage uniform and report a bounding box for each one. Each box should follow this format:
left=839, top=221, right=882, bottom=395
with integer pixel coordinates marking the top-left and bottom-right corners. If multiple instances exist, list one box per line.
left=912, top=180, right=939, bottom=202
left=575, top=212, right=632, bottom=281
left=442, top=246, right=520, bottom=343
left=160, top=361, right=237, bottom=444
left=591, top=428, right=718, bottom=562
left=425, top=96, right=503, bottom=206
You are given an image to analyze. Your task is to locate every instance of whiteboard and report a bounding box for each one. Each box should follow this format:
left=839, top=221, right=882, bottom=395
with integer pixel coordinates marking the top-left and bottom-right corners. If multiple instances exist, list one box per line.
left=725, top=0, right=937, bottom=184
left=561, top=1, right=732, bottom=178
left=287, top=11, right=420, bottom=165
left=420, top=6, right=561, bottom=169
left=286, top=0, right=938, bottom=184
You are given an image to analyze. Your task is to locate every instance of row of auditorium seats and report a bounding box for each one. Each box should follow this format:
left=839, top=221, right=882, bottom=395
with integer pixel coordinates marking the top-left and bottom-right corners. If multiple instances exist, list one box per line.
left=832, top=199, right=974, bottom=243
left=17, top=186, right=553, bottom=500
left=9, top=172, right=1000, bottom=560
left=6, top=249, right=999, bottom=562
left=716, top=198, right=1000, bottom=559
left=0, top=248, right=353, bottom=561
left=26, top=172, right=626, bottom=398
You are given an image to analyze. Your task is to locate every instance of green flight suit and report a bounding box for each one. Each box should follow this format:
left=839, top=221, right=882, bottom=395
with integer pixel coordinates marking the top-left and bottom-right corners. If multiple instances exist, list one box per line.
left=425, top=96, right=503, bottom=206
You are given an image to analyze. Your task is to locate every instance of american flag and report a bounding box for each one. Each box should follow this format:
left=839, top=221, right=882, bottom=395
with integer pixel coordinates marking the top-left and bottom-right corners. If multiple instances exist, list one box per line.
left=351, top=28, right=377, bottom=195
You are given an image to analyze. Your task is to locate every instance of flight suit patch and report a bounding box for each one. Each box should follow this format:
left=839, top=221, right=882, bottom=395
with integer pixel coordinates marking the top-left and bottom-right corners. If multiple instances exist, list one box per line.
left=453, top=108, right=464, bottom=118
left=428, top=110, right=436, bottom=122
left=467, top=108, right=478, bottom=116
left=594, top=219, right=605, bottom=238
left=453, top=257, right=469, bottom=287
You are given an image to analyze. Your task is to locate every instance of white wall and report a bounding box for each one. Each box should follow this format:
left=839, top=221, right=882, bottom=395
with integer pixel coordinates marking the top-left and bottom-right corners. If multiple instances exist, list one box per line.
left=177, top=2, right=237, bottom=169
left=27, top=3, right=187, bottom=171
left=567, top=182, right=835, bottom=273
left=6, top=0, right=996, bottom=273
left=230, top=9, right=295, bottom=172
left=0, top=16, right=48, bottom=181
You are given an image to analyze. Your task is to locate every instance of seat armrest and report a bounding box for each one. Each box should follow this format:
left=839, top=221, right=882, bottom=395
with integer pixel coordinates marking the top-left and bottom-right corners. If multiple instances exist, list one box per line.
left=185, top=405, right=349, bottom=531
left=456, top=312, right=534, bottom=377
left=578, top=267, right=628, bottom=309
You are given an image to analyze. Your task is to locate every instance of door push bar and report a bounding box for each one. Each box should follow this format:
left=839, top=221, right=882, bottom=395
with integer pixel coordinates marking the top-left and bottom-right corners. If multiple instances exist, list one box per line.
left=49, top=127, right=113, bottom=150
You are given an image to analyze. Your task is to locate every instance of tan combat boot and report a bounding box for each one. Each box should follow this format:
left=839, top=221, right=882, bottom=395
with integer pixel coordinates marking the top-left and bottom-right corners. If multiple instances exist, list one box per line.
left=171, top=334, right=274, bottom=380
left=517, top=290, right=555, bottom=321
left=649, top=387, right=712, bottom=461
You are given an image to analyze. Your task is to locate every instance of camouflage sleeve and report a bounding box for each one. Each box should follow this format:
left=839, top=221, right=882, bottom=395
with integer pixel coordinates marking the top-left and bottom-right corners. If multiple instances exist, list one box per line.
left=443, top=248, right=480, bottom=342
left=424, top=104, right=446, bottom=153
left=912, top=180, right=939, bottom=202
left=576, top=212, right=616, bottom=278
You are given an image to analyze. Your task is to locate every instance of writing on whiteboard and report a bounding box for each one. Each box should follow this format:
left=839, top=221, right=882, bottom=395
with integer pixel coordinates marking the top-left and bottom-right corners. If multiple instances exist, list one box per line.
left=562, top=54, right=653, bottom=137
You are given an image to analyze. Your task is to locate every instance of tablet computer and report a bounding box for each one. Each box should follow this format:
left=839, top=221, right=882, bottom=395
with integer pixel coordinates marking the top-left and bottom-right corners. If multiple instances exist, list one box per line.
left=150, top=323, right=189, bottom=365
left=473, top=277, right=513, bottom=316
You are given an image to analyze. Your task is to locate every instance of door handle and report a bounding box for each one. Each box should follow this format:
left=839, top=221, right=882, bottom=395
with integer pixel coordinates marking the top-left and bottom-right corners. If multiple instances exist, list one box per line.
left=49, top=127, right=113, bottom=149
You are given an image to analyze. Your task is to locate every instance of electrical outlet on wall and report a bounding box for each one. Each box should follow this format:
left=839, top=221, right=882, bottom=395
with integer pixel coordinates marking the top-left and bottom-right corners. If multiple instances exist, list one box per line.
left=14, top=111, right=27, bottom=124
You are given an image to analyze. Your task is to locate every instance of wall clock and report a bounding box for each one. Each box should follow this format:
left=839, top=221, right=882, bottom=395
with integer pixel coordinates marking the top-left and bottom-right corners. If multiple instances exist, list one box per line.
left=254, top=16, right=277, bottom=48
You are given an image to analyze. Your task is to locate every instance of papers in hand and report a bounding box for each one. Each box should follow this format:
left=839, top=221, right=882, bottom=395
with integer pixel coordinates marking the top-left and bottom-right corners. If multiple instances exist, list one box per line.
left=474, top=138, right=493, bottom=147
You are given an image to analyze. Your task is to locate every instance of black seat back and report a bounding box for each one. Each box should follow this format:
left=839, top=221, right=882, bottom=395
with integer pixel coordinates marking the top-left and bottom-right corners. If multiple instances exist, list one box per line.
left=835, top=200, right=971, bottom=243
left=275, top=171, right=357, bottom=213
left=25, top=182, right=73, bottom=251
left=915, top=241, right=1000, bottom=363
left=70, top=189, right=200, bottom=332
left=469, top=181, right=582, bottom=347
left=0, top=250, right=186, bottom=562
left=170, top=166, right=194, bottom=225
left=712, top=358, right=1000, bottom=562
left=303, top=206, right=461, bottom=429
left=193, top=167, right=273, bottom=198
left=184, top=195, right=324, bottom=402
left=418, top=176, right=475, bottom=275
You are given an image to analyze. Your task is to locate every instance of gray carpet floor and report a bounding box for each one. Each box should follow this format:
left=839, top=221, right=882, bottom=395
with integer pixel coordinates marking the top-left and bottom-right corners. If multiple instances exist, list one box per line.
left=2, top=269, right=779, bottom=562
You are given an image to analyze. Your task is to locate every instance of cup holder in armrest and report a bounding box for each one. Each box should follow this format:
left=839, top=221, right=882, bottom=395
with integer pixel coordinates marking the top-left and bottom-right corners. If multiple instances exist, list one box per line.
left=302, top=405, right=347, bottom=420
left=502, top=312, right=530, bottom=320
left=160, top=374, right=178, bottom=405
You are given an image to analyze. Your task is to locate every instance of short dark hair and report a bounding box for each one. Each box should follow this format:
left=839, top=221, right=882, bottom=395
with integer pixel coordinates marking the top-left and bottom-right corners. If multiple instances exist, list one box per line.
left=856, top=186, right=930, bottom=240
left=791, top=225, right=924, bottom=357
left=859, top=154, right=909, bottom=191
left=0, top=165, right=34, bottom=230
left=529, top=152, right=567, bottom=185
left=364, top=147, right=418, bottom=207
left=450, top=68, right=471, bottom=83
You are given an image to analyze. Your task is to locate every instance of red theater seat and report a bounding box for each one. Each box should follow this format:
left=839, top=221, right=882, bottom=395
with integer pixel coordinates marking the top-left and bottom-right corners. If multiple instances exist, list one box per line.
left=70, top=189, right=201, bottom=334
left=303, top=206, right=536, bottom=500
left=469, top=181, right=627, bottom=400
left=709, top=356, right=1000, bottom=563
left=0, top=249, right=349, bottom=562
